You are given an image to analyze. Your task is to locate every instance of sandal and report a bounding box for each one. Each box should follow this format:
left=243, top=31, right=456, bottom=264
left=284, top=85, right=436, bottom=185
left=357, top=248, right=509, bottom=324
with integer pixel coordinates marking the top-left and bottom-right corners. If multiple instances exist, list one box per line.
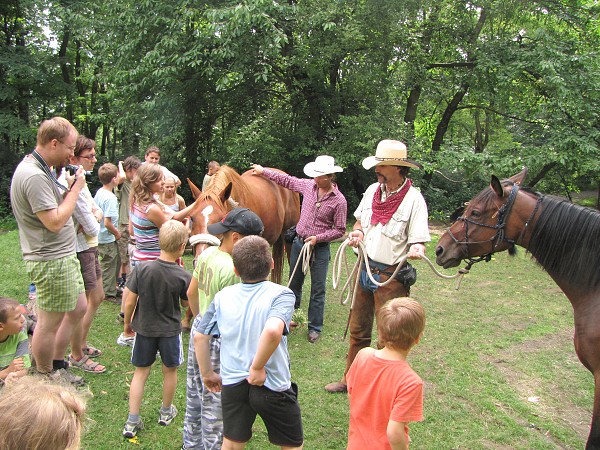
left=81, top=346, right=102, bottom=358
left=68, top=354, right=106, bottom=373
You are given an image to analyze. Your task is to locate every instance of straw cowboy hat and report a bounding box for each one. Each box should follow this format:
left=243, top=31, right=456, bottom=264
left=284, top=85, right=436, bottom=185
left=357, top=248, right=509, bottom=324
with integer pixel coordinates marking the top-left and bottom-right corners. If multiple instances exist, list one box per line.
left=303, top=155, right=344, bottom=178
left=362, top=140, right=422, bottom=170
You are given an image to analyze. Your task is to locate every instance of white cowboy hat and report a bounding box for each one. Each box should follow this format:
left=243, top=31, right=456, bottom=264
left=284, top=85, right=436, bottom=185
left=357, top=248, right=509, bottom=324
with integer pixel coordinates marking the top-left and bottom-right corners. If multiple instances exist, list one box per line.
left=362, top=140, right=422, bottom=170
left=303, top=155, right=343, bottom=177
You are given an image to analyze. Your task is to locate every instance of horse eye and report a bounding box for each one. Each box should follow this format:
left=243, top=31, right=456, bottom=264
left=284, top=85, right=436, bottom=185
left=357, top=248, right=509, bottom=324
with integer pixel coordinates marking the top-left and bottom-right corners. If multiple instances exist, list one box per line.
left=470, top=210, right=481, bottom=218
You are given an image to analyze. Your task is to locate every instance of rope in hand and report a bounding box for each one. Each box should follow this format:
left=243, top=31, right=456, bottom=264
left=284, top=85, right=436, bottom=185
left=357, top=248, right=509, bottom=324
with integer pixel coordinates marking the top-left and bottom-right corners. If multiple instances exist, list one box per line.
left=287, top=241, right=313, bottom=288
left=332, top=238, right=470, bottom=310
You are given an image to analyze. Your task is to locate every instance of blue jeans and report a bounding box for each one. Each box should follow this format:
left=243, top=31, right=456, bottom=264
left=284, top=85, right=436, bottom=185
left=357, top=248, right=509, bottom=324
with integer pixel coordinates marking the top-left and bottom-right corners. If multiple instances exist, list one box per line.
left=289, top=236, right=330, bottom=333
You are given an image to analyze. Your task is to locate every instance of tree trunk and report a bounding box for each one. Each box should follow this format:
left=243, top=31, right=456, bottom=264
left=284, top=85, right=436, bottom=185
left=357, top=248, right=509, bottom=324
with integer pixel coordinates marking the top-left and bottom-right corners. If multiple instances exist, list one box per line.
left=527, top=162, right=557, bottom=188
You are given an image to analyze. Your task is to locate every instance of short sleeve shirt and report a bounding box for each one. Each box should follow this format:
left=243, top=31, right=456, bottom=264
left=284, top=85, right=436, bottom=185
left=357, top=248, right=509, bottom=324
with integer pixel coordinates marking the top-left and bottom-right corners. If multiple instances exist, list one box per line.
left=0, top=327, right=32, bottom=371
left=10, top=157, right=76, bottom=260
left=197, top=281, right=295, bottom=391
left=94, top=188, right=119, bottom=244
left=127, top=259, right=192, bottom=337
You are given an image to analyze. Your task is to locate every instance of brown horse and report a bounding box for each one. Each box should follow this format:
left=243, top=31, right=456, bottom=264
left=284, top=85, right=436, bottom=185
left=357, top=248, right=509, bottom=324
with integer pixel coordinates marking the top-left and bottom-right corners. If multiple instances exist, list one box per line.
left=187, top=165, right=300, bottom=283
left=435, top=168, right=600, bottom=449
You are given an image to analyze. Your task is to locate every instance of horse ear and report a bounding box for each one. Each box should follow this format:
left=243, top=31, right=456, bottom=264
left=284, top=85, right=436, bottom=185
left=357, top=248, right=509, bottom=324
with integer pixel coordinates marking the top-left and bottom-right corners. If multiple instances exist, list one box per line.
left=221, top=182, right=233, bottom=202
left=490, top=175, right=504, bottom=197
left=509, top=167, right=528, bottom=186
left=187, top=178, right=202, bottom=200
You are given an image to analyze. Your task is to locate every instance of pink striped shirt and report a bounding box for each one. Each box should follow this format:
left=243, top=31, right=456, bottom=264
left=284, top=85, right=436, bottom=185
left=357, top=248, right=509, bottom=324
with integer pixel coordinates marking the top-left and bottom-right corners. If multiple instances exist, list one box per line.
left=262, top=169, right=347, bottom=243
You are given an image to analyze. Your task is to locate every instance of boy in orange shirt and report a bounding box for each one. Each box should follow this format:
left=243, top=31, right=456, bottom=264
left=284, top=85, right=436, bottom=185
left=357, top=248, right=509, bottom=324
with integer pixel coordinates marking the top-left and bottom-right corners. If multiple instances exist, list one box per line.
left=346, top=297, right=425, bottom=450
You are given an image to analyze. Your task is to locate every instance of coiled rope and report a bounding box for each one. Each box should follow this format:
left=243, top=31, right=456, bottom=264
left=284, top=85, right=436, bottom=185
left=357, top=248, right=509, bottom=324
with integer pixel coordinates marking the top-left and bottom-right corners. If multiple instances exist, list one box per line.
left=332, top=238, right=470, bottom=309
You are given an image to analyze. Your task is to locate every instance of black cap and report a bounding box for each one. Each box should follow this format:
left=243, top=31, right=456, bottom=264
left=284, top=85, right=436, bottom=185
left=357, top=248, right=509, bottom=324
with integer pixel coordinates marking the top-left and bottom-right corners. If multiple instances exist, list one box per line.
left=207, top=208, right=264, bottom=236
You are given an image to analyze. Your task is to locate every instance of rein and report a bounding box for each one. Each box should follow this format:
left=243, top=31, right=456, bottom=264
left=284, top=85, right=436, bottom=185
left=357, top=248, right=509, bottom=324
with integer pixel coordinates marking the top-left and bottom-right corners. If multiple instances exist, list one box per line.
left=445, top=183, right=520, bottom=264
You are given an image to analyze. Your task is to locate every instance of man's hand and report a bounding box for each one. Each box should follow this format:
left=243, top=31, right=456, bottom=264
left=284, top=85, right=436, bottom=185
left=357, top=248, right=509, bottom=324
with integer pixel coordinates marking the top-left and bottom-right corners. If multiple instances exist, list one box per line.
left=347, top=229, right=364, bottom=248
left=247, top=366, right=267, bottom=386
left=66, top=166, right=86, bottom=192
left=304, top=236, right=317, bottom=246
left=251, top=164, right=264, bottom=176
left=203, top=371, right=222, bottom=393
left=407, top=243, right=426, bottom=259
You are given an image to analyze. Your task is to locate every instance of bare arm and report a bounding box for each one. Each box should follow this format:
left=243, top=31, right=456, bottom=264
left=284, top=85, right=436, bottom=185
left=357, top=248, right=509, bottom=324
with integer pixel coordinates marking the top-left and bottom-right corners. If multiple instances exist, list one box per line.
left=187, top=276, right=200, bottom=317
left=36, top=172, right=85, bottom=233
left=387, top=420, right=408, bottom=450
left=104, top=217, right=121, bottom=240
left=195, top=332, right=222, bottom=392
left=247, top=317, right=285, bottom=386
left=123, top=290, right=138, bottom=336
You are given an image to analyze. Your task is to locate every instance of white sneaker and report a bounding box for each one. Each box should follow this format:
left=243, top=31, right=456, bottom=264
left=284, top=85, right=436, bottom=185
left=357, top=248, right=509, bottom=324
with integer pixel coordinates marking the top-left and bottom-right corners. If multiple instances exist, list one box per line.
left=158, top=405, right=178, bottom=426
left=117, top=332, right=135, bottom=347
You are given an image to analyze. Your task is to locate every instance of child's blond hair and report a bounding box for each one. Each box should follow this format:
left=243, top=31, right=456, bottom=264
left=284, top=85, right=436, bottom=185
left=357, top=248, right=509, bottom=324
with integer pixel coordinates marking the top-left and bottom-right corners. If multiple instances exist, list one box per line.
left=377, top=297, right=425, bottom=351
left=0, top=377, right=87, bottom=450
left=159, top=220, right=188, bottom=254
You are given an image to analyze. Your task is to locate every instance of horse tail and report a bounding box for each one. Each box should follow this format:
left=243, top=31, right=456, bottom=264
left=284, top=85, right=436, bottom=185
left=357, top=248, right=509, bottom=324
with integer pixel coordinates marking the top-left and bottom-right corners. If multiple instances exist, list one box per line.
left=272, top=235, right=285, bottom=284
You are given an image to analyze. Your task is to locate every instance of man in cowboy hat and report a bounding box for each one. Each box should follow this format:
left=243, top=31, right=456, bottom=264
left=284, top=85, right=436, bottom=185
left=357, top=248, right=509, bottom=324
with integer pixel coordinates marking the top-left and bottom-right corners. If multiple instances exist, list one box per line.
left=324, top=140, right=430, bottom=393
left=252, top=156, right=347, bottom=343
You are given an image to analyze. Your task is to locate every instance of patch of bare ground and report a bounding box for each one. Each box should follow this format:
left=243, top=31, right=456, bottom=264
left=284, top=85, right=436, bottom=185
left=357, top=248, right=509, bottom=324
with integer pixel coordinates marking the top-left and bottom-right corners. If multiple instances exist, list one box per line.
left=429, top=220, right=447, bottom=236
left=483, top=328, right=590, bottom=447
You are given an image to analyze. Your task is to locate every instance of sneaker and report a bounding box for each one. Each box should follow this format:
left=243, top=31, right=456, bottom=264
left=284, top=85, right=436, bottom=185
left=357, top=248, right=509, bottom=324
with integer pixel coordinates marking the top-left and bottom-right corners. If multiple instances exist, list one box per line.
left=117, top=332, right=135, bottom=347
left=122, top=418, right=144, bottom=438
left=158, top=405, right=178, bottom=426
left=49, top=368, right=85, bottom=387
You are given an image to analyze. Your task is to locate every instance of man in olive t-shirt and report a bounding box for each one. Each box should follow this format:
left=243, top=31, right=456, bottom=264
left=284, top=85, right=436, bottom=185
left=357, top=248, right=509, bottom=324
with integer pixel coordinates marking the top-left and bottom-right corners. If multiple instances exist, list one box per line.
left=10, top=117, right=87, bottom=376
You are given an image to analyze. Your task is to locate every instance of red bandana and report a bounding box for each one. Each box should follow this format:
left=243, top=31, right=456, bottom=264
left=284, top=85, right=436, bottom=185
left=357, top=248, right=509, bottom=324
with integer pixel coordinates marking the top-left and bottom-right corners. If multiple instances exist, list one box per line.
left=370, top=179, right=412, bottom=225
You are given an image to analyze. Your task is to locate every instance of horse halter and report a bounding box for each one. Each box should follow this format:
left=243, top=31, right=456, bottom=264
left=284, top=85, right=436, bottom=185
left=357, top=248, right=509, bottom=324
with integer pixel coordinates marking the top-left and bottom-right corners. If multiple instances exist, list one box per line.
left=446, top=183, right=521, bottom=266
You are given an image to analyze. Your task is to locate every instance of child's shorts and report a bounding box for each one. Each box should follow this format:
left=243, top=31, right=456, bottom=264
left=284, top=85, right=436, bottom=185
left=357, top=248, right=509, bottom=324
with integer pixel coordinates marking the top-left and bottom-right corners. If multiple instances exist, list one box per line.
left=131, top=333, right=183, bottom=368
left=221, top=380, right=303, bottom=447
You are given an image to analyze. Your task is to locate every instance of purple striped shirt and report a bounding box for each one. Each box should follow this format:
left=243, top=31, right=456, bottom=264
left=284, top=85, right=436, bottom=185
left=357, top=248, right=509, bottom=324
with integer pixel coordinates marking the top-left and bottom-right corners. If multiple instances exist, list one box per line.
left=262, top=169, right=347, bottom=243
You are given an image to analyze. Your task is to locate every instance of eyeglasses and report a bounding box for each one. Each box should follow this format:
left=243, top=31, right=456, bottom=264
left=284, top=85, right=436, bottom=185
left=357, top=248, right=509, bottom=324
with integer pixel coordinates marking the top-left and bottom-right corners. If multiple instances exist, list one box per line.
left=78, top=153, right=97, bottom=160
left=57, top=139, right=76, bottom=152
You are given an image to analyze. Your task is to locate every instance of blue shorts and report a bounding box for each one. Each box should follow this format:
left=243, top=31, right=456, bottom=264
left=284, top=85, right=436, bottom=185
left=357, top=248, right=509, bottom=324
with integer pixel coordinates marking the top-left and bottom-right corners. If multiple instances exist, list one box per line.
left=221, top=380, right=303, bottom=447
left=131, top=333, right=183, bottom=368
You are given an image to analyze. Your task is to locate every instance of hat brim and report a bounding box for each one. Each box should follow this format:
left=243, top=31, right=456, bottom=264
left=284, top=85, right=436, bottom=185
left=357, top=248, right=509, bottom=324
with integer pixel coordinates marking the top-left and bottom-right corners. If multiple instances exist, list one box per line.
left=362, top=156, right=421, bottom=170
left=303, top=163, right=343, bottom=178
left=207, top=221, right=230, bottom=235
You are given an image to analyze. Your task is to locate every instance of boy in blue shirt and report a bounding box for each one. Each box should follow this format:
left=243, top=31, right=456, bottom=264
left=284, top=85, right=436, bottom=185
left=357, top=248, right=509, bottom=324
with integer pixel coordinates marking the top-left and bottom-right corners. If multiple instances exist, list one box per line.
left=196, top=235, right=303, bottom=449
left=94, top=163, right=121, bottom=302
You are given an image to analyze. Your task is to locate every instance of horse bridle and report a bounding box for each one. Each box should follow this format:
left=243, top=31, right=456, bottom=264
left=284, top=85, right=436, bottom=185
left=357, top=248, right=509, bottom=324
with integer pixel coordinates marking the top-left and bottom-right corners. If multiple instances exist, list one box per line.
left=445, top=183, right=521, bottom=267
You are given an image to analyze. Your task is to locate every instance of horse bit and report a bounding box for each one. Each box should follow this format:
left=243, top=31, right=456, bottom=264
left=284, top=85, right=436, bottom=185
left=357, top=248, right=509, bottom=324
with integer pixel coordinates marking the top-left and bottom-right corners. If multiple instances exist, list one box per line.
left=445, top=183, right=542, bottom=269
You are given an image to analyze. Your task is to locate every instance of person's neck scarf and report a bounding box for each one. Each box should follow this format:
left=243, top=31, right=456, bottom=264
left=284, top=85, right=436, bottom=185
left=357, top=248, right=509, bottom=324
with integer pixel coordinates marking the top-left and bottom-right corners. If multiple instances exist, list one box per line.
left=370, top=179, right=412, bottom=225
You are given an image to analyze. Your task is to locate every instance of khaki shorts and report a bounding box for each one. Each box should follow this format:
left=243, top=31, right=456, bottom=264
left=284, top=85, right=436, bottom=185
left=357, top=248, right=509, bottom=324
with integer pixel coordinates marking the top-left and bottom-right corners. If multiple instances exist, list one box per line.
left=26, top=255, right=84, bottom=312
left=117, top=224, right=130, bottom=264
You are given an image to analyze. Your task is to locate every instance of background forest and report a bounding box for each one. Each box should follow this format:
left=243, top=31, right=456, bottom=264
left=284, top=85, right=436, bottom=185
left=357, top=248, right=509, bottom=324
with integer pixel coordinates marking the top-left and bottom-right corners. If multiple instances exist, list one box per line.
left=1, top=0, right=599, bottom=220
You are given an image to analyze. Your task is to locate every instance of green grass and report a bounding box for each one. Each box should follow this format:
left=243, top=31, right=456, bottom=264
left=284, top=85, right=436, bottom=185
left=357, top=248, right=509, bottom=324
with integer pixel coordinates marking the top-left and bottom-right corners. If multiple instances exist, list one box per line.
left=0, top=230, right=592, bottom=449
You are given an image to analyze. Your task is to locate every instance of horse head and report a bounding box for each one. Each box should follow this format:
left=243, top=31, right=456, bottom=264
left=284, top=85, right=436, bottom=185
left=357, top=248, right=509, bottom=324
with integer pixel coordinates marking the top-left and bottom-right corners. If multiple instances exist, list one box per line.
left=435, top=168, right=528, bottom=269
left=187, top=176, right=234, bottom=257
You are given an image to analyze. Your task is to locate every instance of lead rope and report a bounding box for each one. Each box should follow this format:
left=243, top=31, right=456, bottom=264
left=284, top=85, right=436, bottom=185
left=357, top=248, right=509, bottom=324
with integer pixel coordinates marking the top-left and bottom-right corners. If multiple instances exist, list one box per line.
left=332, top=238, right=470, bottom=339
left=287, top=241, right=313, bottom=287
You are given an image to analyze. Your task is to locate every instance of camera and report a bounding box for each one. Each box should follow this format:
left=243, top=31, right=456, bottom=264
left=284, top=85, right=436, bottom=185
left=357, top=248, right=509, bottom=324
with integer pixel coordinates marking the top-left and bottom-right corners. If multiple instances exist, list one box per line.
left=65, top=165, right=79, bottom=176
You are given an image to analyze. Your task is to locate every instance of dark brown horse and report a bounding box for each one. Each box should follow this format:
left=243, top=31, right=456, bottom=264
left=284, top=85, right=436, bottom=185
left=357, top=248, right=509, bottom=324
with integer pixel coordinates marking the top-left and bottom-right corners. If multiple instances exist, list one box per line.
left=187, top=165, right=300, bottom=283
left=435, top=168, right=600, bottom=449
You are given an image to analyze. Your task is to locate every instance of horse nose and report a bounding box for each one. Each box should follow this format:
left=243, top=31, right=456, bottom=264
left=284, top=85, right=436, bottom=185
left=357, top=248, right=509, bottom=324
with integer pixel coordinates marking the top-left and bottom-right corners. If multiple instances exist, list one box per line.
left=435, top=245, right=443, bottom=257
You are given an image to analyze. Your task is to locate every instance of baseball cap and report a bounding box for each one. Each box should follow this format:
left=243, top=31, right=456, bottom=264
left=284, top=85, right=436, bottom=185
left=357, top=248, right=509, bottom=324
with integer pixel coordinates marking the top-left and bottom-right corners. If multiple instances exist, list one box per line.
left=207, top=207, right=264, bottom=236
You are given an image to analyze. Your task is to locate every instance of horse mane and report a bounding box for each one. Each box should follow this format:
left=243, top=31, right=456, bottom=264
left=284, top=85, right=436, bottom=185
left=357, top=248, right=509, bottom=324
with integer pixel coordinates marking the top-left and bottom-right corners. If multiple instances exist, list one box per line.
left=202, top=165, right=253, bottom=211
left=527, top=192, right=600, bottom=290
